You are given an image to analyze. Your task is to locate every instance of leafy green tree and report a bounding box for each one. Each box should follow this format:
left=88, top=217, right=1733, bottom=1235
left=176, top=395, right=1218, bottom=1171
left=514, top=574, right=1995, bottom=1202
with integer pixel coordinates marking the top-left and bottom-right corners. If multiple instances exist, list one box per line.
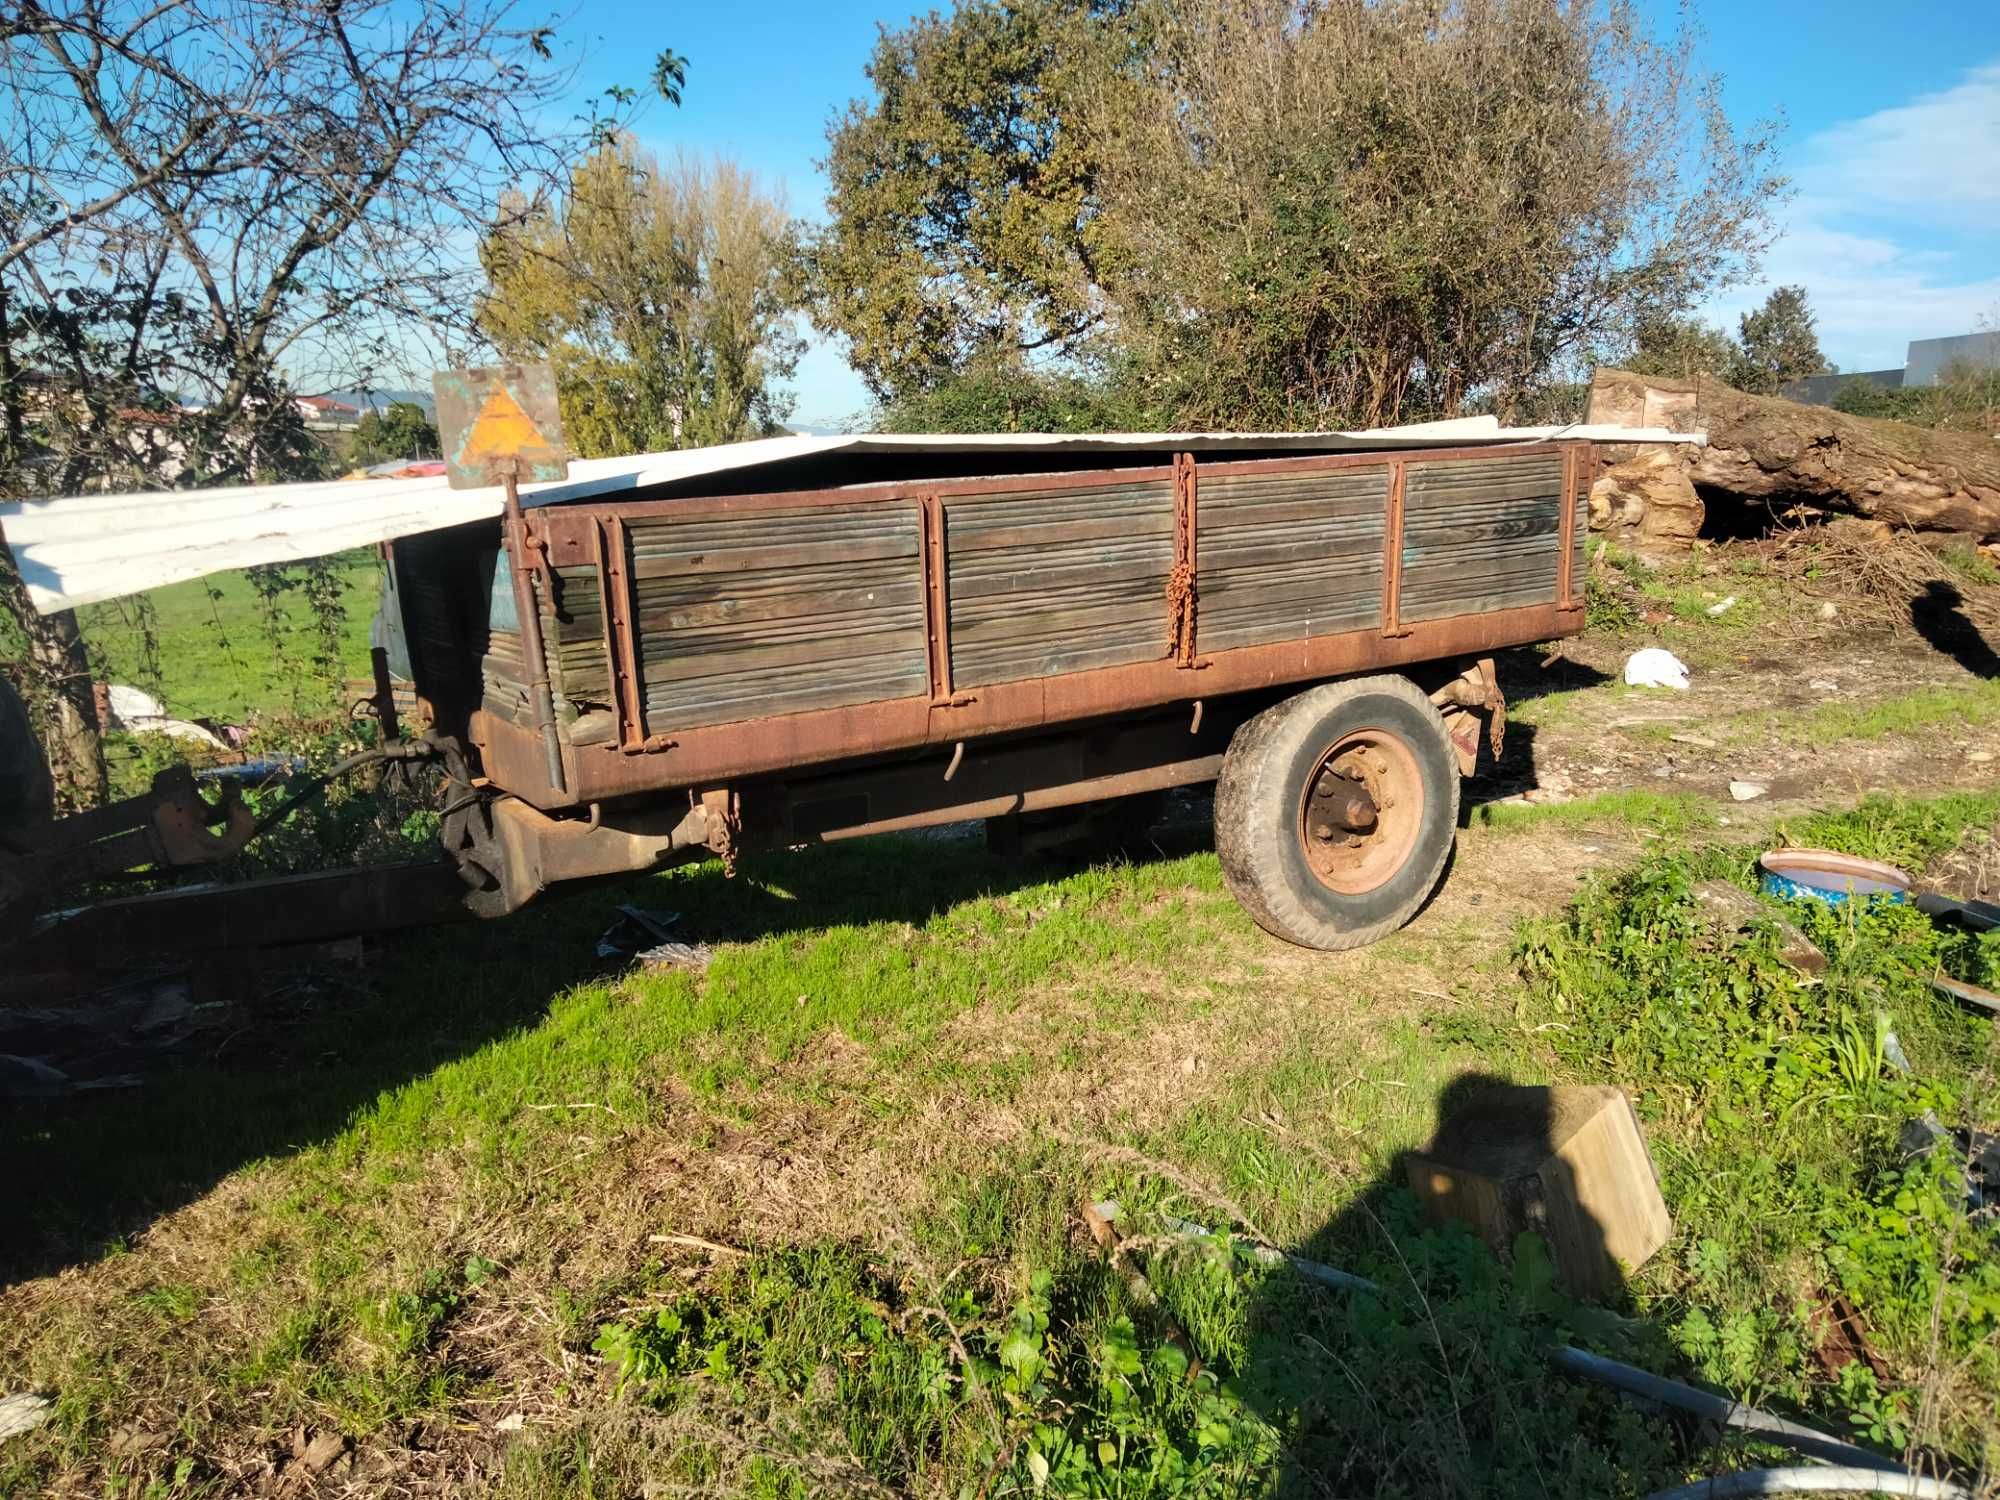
left=813, top=0, right=1783, bottom=428
left=810, top=0, right=1132, bottom=402
left=873, top=353, right=1149, bottom=433
left=2, top=0, right=583, bottom=804
left=1626, top=316, right=1743, bottom=384
left=480, top=143, right=803, bottom=455
left=1733, top=285, right=1826, bottom=394
left=349, top=402, right=441, bottom=466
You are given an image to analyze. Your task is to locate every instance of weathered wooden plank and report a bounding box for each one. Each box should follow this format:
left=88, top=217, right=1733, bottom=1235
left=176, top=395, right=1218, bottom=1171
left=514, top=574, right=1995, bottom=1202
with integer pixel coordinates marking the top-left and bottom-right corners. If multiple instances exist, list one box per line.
left=945, top=479, right=1176, bottom=689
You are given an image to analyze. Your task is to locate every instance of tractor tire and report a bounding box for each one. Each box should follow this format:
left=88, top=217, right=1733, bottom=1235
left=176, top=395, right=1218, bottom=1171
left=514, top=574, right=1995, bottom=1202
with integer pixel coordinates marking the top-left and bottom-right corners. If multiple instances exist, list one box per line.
left=1214, top=674, right=1459, bottom=950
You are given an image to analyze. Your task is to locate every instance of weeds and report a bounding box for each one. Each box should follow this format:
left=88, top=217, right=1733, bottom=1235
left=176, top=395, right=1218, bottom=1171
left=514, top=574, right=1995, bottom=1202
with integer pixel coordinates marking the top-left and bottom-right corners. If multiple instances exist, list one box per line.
left=575, top=1183, right=1687, bottom=1498
left=1515, top=802, right=2000, bottom=1465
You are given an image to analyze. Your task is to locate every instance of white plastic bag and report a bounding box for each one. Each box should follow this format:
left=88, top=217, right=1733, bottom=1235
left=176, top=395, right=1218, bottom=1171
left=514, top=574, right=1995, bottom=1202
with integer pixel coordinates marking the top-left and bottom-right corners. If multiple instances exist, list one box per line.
left=1623, top=647, right=1690, bottom=691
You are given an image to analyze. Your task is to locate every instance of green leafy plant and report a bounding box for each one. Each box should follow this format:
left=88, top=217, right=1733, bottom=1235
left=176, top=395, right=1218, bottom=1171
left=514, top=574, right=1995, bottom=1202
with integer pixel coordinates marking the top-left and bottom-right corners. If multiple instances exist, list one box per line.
left=1515, top=806, right=2000, bottom=1462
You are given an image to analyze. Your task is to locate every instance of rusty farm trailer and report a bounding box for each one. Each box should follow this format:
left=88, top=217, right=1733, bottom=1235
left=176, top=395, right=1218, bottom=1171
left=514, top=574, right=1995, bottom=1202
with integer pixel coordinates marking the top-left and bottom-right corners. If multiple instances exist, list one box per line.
left=380, top=436, right=1591, bottom=949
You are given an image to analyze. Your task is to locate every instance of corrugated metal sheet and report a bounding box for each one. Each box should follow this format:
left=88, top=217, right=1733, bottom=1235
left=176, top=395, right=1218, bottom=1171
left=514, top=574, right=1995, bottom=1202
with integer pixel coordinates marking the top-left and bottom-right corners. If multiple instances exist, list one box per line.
left=1398, top=455, right=1565, bottom=624
left=4, top=422, right=1703, bottom=613
left=1198, top=466, right=1388, bottom=651
left=628, top=503, right=927, bottom=731
left=945, top=478, right=1175, bottom=687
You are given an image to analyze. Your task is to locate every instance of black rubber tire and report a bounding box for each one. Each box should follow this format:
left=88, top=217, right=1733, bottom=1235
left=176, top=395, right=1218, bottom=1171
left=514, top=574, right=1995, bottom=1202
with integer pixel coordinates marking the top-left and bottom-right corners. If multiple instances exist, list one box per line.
left=1214, top=674, right=1459, bottom=951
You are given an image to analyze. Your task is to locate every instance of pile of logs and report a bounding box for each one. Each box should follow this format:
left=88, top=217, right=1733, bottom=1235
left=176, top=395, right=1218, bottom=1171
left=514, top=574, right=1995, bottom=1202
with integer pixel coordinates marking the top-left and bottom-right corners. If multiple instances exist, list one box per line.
left=1586, top=368, right=2000, bottom=558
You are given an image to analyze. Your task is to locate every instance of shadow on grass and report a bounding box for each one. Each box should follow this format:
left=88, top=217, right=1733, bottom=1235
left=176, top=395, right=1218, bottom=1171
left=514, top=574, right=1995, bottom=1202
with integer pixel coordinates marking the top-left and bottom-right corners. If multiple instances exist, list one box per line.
left=1237, top=1069, right=1686, bottom=1498
left=1455, top=646, right=1614, bottom=821
left=0, top=826, right=1181, bottom=1287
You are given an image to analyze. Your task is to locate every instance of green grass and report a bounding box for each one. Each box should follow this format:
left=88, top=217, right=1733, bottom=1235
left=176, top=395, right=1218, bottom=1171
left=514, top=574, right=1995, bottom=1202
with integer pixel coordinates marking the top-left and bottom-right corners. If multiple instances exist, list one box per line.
left=78, top=553, right=379, bottom=723
left=1516, top=802, right=2000, bottom=1466
left=1940, top=540, right=2000, bottom=589
left=6, top=793, right=1998, bottom=1497
left=1796, top=677, right=2000, bottom=747
left=1689, top=676, right=2000, bottom=756
left=1470, top=788, right=1717, bottom=837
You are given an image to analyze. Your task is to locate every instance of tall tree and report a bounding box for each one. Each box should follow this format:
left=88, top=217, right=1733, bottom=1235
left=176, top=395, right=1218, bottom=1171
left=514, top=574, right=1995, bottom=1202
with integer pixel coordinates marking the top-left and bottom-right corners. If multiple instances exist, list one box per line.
left=1627, top=315, right=1744, bottom=384
left=0, top=0, right=578, bottom=802
left=350, top=402, right=441, bottom=466
left=809, top=0, right=1134, bottom=401
left=813, top=0, right=1784, bottom=428
left=480, top=143, right=804, bottom=455
left=1733, top=284, right=1827, bottom=394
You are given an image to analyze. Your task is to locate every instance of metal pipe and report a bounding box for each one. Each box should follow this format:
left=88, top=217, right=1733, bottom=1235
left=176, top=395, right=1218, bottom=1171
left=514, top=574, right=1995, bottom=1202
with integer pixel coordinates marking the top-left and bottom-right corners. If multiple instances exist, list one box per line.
left=1550, top=1346, right=1901, bottom=1473
left=1106, top=1199, right=1898, bottom=1478
left=1643, top=1469, right=1969, bottom=1500
left=503, top=466, right=567, bottom=795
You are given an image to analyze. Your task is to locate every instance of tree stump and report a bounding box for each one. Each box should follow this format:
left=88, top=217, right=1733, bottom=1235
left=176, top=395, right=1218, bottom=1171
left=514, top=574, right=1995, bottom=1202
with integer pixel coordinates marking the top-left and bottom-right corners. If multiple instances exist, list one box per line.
left=1590, top=443, right=1704, bottom=558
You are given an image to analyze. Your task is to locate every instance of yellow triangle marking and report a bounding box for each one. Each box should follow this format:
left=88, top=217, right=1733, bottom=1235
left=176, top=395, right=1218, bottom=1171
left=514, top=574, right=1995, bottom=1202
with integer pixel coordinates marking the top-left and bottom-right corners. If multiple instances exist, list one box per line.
left=457, top=383, right=560, bottom=467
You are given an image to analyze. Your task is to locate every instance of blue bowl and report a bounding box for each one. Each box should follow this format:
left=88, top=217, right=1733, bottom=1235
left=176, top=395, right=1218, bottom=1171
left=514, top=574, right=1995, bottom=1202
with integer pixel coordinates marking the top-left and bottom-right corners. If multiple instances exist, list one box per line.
left=1759, top=849, right=1912, bottom=906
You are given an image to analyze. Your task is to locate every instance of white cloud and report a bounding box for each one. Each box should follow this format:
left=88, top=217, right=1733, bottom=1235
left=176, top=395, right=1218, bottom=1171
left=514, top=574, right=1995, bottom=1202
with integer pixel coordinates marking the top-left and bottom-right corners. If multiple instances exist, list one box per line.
left=1799, top=61, right=2000, bottom=234
left=1706, top=58, right=2000, bottom=374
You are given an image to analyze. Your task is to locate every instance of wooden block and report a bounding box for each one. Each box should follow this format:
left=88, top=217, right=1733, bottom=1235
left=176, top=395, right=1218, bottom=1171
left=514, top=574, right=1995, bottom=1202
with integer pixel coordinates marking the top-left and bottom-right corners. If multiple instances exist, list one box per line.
left=1406, top=1084, right=1669, bottom=1301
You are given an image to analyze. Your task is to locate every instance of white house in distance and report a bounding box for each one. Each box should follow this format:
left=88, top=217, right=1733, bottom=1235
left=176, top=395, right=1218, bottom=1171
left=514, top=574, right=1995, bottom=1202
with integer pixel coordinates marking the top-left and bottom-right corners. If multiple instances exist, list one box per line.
left=293, top=394, right=362, bottom=430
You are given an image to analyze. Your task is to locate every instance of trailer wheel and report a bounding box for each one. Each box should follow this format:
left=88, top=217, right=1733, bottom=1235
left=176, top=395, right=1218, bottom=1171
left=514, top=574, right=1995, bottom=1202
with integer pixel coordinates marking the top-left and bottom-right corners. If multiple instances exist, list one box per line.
left=1214, top=674, right=1459, bottom=950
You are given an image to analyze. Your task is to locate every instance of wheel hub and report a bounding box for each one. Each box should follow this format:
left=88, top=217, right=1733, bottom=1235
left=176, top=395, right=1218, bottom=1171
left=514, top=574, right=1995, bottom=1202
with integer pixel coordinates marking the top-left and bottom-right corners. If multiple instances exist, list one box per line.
left=1297, top=730, right=1425, bottom=895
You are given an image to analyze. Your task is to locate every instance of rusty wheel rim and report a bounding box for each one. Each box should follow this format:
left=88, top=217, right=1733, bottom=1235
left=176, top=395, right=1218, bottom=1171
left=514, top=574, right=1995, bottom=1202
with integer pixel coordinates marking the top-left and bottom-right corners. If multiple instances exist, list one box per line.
left=1297, top=729, right=1425, bottom=895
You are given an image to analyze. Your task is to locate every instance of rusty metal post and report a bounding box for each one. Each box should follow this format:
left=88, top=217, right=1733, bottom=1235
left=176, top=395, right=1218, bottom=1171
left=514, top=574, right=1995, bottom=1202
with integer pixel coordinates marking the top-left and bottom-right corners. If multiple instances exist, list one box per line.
left=502, top=464, right=567, bottom=794
left=596, top=515, right=649, bottom=752
left=919, top=493, right=954, bottom=704
left=1382, top=459, right=1410, bottom=638
left=1557, top=446, right=1578, bottom=610
left=1169, top=452, right=1199, bottom=666
left=369, top=646, right=401, bottom=743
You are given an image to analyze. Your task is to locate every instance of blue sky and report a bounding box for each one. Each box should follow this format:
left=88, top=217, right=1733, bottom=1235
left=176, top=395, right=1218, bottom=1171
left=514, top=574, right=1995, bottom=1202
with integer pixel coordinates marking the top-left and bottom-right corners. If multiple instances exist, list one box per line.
left=558, top=0, right=2000, bottom=426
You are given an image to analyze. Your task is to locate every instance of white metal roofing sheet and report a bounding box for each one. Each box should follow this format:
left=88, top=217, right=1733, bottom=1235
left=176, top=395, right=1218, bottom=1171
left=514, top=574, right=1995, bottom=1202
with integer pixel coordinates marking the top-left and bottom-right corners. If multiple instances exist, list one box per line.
left=0, top=420, right=1701, bottom=613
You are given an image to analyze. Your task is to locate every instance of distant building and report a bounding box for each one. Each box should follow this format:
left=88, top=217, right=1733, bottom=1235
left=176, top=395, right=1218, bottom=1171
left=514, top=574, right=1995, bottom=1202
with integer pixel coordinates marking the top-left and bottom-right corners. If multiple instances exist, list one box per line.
left=1905, top=330, right=2000, bottom=389
left=1784, top=329, right=1998, bottom=407
left=1782, top=368, right=1902, bottom=406
left=294, top=394, right=362, bottom=429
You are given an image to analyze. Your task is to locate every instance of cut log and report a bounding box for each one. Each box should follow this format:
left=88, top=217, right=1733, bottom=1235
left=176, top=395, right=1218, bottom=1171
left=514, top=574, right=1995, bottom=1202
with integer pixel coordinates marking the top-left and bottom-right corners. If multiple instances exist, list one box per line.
left=1590, top=443, right=1704, bottom=557
left=1588, top=368, right=2000, bottom=540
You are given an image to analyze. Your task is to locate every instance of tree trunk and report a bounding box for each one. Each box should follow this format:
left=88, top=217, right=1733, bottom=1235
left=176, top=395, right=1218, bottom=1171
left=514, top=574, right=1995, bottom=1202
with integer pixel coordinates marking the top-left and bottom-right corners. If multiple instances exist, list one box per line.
left=0, top=517, right=106, bottom=809
left=1587, top=368, right=2000, bottom=539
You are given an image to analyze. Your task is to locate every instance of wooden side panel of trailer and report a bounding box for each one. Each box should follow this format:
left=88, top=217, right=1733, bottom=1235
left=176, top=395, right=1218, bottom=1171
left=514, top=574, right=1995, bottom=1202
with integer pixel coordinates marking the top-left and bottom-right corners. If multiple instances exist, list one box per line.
left=430, top=443, right=1590, bottom=808
left=944, top=475, right=1177, bottom=688
left=1399, top=454, right=1567, bottom=624
left=624, top=502, right=929, bottom=729
left=1197, top=463, right=1388, bottom=651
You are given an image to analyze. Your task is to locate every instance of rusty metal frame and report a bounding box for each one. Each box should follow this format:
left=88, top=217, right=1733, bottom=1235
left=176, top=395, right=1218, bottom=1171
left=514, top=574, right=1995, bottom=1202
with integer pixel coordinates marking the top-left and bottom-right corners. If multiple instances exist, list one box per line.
left=1382, top=458, right=1410, bottom=639
left=524, top=444, right=1572, bottom=568
left=1557, top=447, right=1579, bottom=610
left=477, top=442, right=1591, bottom=810
left=1169, top=451, right=1199, bottom=666
left=917, top=493, right=955, bottom=704
left=475, top=597, right=1582, bottom=809
left=594, top=515, right=649, bottom=751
